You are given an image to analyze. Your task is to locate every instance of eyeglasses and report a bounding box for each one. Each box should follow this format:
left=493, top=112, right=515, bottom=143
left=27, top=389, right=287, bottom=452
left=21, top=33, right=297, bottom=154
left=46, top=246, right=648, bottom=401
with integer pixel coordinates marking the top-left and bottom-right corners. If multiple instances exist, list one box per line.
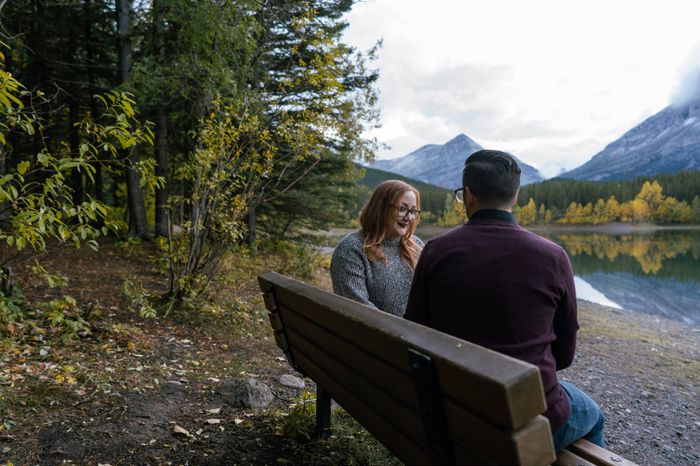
left=454, top=187, right=465, bottom=203
left=395, top=205, right=421, bottom=219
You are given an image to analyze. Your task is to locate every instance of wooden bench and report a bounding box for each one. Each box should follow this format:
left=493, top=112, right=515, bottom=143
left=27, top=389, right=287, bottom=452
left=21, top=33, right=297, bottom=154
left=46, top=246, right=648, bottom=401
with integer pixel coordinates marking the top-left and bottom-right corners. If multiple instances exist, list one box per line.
left=259, top=272, right=637, bottom=465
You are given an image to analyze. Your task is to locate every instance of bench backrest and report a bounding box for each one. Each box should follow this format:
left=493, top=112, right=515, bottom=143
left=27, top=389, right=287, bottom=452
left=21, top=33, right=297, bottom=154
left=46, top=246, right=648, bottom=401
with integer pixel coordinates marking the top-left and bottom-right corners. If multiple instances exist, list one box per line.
left=259, top=272, right=557, bottom=465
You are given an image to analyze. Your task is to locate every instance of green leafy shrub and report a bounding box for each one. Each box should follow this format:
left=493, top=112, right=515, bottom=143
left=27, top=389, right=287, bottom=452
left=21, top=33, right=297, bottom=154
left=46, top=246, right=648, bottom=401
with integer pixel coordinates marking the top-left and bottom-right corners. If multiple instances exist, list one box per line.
left=122, top=278, right=157, bottom=319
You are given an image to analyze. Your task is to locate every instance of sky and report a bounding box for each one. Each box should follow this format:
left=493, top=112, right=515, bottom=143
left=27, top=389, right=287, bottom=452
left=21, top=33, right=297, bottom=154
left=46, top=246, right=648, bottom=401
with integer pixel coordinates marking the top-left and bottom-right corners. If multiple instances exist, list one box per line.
left=342, top=0, right=700, bottom=178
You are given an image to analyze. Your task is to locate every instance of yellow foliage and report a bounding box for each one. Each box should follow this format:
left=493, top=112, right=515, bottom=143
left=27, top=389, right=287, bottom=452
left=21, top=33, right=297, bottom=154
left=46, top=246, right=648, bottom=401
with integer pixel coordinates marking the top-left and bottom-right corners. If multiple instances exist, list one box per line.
left=557, top=233, right=693, bottom=274
left=516, top=198, right=538, bottom=226
left=437, top=199, right=465, bottom=227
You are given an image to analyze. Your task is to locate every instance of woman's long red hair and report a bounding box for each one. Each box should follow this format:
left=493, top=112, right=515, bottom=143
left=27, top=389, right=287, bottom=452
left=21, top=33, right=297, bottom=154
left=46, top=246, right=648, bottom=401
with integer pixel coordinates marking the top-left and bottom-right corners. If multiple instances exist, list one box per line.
left=359, top=180, right=421, bottom=268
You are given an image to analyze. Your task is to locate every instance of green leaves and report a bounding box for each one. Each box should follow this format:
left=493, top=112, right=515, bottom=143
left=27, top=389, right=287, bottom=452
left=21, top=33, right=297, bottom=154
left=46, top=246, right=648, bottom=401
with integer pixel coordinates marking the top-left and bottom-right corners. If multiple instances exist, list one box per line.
left=17, top=161, right=29, bottom=175
left=0, top=56, right=152, bottom=261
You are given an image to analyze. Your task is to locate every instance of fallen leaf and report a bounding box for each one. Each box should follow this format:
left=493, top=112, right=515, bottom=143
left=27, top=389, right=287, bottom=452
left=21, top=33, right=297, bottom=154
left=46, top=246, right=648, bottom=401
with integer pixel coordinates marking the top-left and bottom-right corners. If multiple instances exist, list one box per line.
left=234, top=418, right=244, bottom=425
left=172, top=425, right=190, bottom=437
left=206, top=419, right=221, bottom=425
left=205, top=407, right=221, bottom=414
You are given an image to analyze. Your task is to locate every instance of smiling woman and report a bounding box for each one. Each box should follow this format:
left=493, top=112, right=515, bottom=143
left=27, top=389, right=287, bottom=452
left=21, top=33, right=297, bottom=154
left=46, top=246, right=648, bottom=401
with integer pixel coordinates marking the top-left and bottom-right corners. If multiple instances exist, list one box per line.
left=330, top=180, right=424, bottom=316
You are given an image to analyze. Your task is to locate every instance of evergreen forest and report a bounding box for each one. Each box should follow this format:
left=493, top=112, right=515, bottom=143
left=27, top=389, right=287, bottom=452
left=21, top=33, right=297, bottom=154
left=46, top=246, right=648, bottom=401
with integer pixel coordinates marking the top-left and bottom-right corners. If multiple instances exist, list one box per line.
left=1, top=0, right=381, bottom=302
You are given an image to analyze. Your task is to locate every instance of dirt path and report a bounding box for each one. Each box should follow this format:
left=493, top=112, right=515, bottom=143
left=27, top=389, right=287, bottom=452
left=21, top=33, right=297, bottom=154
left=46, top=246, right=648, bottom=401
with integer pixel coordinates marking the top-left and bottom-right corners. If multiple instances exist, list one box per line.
left=1, top=241, right=698, bottom=465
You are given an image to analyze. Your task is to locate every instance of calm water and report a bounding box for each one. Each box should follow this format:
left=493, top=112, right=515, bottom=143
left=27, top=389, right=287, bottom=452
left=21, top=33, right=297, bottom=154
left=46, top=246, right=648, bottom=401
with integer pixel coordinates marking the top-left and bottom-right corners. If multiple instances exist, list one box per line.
left=541, top=229, right=700, bottom=326
left=415, top=226, right=700, bottom=326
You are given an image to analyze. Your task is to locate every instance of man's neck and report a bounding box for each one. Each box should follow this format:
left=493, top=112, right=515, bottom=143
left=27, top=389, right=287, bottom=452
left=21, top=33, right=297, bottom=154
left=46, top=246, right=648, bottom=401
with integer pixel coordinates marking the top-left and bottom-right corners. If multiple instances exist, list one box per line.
left=467, top=208, right=517, bottom=223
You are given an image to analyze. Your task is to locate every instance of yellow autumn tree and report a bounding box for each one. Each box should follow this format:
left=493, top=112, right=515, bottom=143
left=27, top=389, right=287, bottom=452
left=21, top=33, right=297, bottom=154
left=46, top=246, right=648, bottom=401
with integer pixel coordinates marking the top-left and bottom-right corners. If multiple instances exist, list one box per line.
left=605, top=196, right=622, bottom=222
left=516, top=198, right=538, bottom=225
left=629, top=198, right=650, bottom=223
left=592, top=199, right=611, bottom=224
left=437, top=195, right=466, bottom=227
left=636, top=181, right=664, bottom=217
left=657, top=197, right=692, bottom=223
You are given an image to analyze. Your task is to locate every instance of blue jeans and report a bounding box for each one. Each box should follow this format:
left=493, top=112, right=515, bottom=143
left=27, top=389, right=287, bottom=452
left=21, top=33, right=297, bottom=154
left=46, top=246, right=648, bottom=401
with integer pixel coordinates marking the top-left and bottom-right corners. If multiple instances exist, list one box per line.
left=552, top=380, right=606, bottom=451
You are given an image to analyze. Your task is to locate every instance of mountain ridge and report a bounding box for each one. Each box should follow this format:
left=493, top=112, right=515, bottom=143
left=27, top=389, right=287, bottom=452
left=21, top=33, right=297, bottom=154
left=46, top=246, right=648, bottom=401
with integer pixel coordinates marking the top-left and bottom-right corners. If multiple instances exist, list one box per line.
left=371, top=133, right=544, bottom=188
left=562, top=95, right=700, bottom=180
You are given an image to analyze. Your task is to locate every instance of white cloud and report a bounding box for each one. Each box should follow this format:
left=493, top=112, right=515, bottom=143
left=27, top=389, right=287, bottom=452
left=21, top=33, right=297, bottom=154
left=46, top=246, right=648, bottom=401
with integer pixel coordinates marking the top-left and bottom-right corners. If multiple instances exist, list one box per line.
left=344, top=0, right=700, bottom=177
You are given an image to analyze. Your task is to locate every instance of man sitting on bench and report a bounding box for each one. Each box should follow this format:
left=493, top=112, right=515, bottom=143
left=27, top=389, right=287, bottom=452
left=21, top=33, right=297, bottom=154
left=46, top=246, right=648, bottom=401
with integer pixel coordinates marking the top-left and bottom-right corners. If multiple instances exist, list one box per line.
left=404, top=149, right=605, bottom=451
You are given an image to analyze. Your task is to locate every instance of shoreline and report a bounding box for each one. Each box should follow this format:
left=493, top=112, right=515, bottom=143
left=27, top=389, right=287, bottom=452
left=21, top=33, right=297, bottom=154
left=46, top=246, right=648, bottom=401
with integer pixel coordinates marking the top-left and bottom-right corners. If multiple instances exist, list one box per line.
left=527, top=222, right=700, bottom=234
left=414, top=222, right=700, bottom=235
left=576, top=298, right=700, bottom=330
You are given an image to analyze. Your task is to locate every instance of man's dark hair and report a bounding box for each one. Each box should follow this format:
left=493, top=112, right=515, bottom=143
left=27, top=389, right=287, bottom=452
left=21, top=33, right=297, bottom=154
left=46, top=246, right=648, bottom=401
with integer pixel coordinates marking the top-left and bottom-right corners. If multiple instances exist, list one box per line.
left=462, top=149, right=521, bottom=204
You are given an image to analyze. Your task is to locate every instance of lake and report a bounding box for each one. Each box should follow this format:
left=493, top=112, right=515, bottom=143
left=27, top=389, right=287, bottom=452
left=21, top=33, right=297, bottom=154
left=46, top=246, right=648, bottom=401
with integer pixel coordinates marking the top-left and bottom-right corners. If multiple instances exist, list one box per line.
left=540, top=228, right=700, bottom=326
left=415, top=225, right=700, bottom=326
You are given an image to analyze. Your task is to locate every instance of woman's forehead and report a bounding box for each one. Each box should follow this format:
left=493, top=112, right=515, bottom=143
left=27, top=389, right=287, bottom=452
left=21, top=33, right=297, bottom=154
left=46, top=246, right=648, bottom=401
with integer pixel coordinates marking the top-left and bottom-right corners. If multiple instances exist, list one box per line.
left=399, top=190, right=417, bottom=205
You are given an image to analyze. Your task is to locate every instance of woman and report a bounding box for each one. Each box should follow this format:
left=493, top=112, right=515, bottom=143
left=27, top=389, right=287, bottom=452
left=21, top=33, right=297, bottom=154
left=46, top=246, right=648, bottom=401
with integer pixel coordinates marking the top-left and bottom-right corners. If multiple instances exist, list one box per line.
left=330, top=180, right=424, bottom=316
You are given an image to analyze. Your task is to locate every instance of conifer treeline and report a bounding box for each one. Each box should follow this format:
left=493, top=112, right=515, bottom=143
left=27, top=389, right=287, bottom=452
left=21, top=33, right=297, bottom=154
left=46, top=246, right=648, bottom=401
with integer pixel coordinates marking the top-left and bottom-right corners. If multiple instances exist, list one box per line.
left=518, top=171, right=700, bottom=214
left=437, top=171, right=700, bottom=226
left=514, top=180, right=700, bottom=225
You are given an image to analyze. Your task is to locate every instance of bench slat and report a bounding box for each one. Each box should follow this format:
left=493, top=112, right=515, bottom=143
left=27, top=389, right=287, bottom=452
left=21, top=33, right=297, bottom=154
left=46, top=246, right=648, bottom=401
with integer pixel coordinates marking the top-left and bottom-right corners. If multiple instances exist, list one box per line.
left=555, top=448, right=597, bottom=466
left=265, top=272, right=545, bottom=430
left=453, top=444, right=493, bottom=465
left=290, top=349, right=433, bottom=464
left=444, top=398, right=555, bottom=465
left=285, top=326, right=430, bottom=452
left=281, top=304, right=418, bottom=407
left=567, top=439, right=639, bottom=466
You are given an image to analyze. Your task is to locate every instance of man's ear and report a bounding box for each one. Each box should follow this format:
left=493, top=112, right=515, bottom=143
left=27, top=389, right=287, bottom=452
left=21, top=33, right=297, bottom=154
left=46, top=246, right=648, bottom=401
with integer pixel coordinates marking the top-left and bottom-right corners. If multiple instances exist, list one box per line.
left=511, top=188, right=520, bottom=207
left=464, top=186, right=474, bottom=204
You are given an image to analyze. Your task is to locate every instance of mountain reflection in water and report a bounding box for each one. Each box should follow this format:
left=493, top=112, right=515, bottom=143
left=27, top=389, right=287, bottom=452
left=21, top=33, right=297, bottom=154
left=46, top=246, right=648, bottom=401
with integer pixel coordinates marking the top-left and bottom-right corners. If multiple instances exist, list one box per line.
left=544, top=230, right=700, bottom=326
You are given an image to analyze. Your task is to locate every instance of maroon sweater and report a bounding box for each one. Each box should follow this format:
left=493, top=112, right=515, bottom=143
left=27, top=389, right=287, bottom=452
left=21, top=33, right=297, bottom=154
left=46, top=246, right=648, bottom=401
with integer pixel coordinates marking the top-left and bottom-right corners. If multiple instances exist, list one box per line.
left=404, top=210, right=578, bottom=431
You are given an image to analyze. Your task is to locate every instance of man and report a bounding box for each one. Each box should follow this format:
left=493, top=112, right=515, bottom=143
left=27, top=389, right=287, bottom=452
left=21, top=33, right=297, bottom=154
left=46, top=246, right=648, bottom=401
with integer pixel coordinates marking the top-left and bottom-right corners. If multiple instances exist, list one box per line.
left=404, top=149, right=605, bottom=451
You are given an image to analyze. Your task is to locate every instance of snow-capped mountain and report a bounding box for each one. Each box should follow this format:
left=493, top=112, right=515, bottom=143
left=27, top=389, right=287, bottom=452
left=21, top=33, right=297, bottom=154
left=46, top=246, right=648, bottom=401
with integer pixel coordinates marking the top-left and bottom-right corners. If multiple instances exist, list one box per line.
left=371, top=134, right=544, bottom=189
left=562, top=95, right=700, bottom=180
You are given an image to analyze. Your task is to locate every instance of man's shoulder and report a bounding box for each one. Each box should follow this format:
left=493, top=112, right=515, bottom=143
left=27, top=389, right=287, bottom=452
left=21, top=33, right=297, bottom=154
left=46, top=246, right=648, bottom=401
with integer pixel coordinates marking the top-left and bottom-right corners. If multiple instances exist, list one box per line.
left=514, top=228, right=571, bottom=262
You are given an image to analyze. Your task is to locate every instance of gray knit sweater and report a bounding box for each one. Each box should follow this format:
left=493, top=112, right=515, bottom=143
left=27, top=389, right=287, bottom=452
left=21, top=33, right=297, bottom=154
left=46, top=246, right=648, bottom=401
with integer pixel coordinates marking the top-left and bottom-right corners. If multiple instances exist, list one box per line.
left=330, top=231, right=424, bottom=316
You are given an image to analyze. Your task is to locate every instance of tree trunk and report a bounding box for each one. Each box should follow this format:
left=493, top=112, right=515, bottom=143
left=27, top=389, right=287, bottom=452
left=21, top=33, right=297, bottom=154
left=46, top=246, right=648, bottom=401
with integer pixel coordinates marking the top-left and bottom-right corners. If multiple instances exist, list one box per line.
left=67, top=4, right=84, bottom=205
left=0, top=145, right=9, bottom=231
left=154, top=105, right=169, bottom=237
left=153, top=0, right=169, bottom=237
left=117, top=0, right=148, bottom=238
left=84, top=0, right=103, bottom=203
left=245, top=205, right=256, bottom=248
left=69, top=97, right=85, bottom=205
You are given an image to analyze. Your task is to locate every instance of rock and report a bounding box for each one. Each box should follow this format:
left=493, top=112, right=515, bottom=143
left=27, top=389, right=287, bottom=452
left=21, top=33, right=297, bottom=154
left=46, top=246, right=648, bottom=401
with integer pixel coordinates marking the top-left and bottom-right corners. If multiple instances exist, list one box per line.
left=219, top=378, right=274, bottom=408
left=172, top=425, right=191, bottom=437
left=278, top=374, right=305, bottom=390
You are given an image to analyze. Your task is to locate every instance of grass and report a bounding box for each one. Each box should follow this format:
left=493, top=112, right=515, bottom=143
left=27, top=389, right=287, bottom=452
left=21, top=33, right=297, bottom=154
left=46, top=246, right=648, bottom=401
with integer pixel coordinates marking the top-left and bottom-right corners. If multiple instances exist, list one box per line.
left=274, top=390, right=401, bottom=465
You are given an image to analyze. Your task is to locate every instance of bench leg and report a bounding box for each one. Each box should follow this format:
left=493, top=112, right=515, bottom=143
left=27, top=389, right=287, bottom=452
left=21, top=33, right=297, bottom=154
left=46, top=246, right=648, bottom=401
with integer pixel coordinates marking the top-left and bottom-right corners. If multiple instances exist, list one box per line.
left=315, top=385, right=331, bottom=439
